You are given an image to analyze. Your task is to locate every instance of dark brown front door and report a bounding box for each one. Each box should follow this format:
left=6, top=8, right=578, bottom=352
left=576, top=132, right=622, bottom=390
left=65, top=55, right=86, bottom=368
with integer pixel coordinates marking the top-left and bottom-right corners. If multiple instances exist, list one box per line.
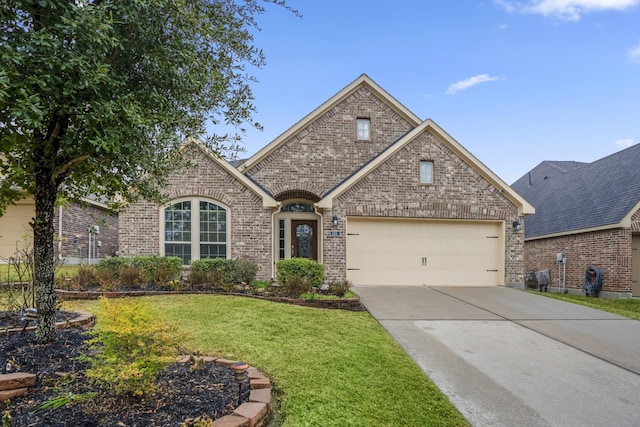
left=291, top=220, right=318, bottom=260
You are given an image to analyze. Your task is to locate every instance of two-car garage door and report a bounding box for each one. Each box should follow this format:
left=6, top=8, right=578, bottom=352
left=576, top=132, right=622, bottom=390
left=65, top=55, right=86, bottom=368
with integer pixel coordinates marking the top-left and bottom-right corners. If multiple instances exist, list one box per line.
left=346, top=218, right=504, bottom=286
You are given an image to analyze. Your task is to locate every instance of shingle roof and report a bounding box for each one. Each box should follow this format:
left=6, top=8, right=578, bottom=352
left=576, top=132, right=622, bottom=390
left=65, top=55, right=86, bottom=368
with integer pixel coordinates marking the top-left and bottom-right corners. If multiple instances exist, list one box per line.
left=511, top=144, right=640, bottom=238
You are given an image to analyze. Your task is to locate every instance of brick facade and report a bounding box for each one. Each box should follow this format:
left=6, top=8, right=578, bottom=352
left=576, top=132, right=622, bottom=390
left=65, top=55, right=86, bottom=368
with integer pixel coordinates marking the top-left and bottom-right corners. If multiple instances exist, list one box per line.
left=118, top=76, right=527, bottom=286
left=54, top=202, right=118, bottom=264
left=326, top=131, right=523, bottom=285
left=525, top=207, right=640, bottom=296
left=119, top=144, right=274, bottom=279
left=244, top=86, right=415, bottom=199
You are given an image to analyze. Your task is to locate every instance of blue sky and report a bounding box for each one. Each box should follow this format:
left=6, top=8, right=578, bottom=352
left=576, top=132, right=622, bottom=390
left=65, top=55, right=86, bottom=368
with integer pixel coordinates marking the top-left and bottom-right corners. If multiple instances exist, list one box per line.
left=213, top=0, right=640, bottom=185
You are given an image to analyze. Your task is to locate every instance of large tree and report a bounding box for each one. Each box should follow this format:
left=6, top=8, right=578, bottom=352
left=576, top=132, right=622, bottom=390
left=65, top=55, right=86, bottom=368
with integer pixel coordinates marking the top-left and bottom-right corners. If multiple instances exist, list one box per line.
left=0, top=0, right=294, bottom=342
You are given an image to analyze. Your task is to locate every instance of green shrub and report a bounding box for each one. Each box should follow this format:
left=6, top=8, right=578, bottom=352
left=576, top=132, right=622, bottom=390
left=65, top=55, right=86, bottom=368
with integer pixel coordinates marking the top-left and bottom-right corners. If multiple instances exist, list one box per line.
left=187, top=269, right=210, bottom=289
left=327, top=280, right=352, bottom=297
left=118, top=266, right=144, bottom=289
left=95, top=256, right=182, bottom=285
left=281, top=275, right=312, bottom=298
left=73, top=265, right=99, bottom=289
left=133, top=256, right=182, bottom=284
left=86, top=297, right=184, bottom=397
left=94, top=257, right=127, bottom=279
left=276, top=258, right=324, bottom=288
left=189, top=258, right=237, bottom=290
left=234, top=258, right=259, bottom=285
left=95, top=268, right=118, bottom=291
left=251, top=280, right=271, bottom=290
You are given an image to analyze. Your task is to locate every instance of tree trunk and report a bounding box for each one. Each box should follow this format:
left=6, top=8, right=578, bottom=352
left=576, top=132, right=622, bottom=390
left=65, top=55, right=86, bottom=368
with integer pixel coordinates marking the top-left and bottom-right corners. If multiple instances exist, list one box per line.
left=33, top=167, right=58, bottom=343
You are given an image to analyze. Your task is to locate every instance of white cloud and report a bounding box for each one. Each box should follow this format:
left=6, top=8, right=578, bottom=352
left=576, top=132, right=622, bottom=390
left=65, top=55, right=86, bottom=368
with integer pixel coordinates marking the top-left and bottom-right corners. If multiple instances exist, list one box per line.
left=615, top=138, right=636, bottom=147
left=495, top=0, right=640, bottom=21
left=629, top=41, right=640, bottom=61
left=494, top=0, right=518, bottom=13
left=446, top=74, right=501, bottom=95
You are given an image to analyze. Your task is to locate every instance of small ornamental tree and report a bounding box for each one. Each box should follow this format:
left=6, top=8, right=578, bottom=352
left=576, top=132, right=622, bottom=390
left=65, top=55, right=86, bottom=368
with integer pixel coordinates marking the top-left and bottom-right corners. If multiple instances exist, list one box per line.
left=0, top=0, right=296, bottom=342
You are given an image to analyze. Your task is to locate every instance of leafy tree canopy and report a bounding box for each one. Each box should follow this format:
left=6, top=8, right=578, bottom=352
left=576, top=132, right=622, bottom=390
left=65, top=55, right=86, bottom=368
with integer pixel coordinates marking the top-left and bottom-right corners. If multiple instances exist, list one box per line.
left=0, top=0, right=293, bottom=212
left=0, top=0, right=295, bottom=342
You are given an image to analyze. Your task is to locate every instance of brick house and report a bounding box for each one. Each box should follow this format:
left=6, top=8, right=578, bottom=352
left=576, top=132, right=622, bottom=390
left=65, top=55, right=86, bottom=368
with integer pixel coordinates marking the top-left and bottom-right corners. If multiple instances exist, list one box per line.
left=0, top=197, right=118, bottom=264
left=512, top=143, right=640, bottom=297
left=119, top=74, right=534, bottom=287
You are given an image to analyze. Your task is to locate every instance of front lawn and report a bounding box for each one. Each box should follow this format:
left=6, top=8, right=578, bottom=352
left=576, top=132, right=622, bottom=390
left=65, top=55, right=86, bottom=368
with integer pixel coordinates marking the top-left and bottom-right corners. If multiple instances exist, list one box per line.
left=0, top=264, right=80, bottom=283
left=64, top=295, right=468, bottom=427
left=533, top=291, right=640, bottom=320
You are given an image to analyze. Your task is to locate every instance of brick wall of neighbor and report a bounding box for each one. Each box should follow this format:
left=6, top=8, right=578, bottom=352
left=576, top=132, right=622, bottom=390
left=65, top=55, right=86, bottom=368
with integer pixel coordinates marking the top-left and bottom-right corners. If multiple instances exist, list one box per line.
left=118, top=144, right=274, bottom=280
left=54, top=202, right=118, bottom=263
left=244, top=86, right=415, bottom=198
left=525, top=228, right=634, bottom=296
left=524, top=206, right=640, bottom=296
left=324, top=130, right=524, bottom=285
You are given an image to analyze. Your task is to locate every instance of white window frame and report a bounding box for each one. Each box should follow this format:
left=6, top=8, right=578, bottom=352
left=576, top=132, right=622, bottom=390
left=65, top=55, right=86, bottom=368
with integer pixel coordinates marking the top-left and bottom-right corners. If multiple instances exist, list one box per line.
left=160, top=197, right=230, bottom=265
left=356, top=118, right=371, bottom=141
left=420, top=160, right=434, bottom=184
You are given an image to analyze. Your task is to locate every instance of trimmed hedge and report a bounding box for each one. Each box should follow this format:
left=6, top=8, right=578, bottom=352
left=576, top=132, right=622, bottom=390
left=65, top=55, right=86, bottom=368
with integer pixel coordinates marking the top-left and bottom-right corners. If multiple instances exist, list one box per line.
left=276, top=258, right=324, bottom=288
left=189, top=258, right=259, bottom=289
left=95, top=256, right=182, bottom=285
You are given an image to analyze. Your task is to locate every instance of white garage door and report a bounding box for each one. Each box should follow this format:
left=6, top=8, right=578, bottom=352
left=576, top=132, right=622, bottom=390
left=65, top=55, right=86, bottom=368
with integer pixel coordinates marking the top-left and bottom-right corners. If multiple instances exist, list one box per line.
left=346, top=218, right=504, bottom=286
left=0, top=201, right=35, bottom=260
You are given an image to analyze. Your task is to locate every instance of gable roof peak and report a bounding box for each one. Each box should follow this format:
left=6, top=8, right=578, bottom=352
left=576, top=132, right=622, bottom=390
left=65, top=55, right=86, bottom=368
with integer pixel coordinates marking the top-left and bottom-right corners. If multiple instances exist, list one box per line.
left=319, top=118, right=534, bottom=216
left=179, top=137, right=278, bottom=208
left=239, top=74, right=422, bottom=173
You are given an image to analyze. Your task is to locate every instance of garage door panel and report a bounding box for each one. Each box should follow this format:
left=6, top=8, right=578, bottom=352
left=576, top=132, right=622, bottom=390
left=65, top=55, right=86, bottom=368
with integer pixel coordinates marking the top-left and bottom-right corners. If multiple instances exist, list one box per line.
left=347, top=218, right=503, bottom=286
left=0, top=203, right=35, bottom=259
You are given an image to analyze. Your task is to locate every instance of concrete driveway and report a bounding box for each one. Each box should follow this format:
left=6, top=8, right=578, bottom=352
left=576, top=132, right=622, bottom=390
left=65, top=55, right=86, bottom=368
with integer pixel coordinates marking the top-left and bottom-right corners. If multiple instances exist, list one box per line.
left=353, top=286, right=640, bottom=427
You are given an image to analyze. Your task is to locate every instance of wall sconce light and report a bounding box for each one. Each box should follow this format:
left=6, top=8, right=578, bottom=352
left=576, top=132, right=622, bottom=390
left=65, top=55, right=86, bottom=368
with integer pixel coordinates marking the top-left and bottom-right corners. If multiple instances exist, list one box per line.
left=512, top=221, right=522, bottom=232
left=332, top=216, right=338, bottom=226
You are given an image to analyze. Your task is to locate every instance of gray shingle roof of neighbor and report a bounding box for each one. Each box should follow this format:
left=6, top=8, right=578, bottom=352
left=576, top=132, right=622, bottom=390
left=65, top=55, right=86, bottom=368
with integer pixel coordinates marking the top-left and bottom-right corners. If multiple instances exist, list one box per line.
left=511, top=143, right=640, bottom=238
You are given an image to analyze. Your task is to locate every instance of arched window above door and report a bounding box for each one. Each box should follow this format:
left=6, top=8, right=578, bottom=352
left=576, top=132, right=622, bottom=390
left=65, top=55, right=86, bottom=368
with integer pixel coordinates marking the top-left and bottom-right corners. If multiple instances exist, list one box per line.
left=281, top=202, right=315, bottom=213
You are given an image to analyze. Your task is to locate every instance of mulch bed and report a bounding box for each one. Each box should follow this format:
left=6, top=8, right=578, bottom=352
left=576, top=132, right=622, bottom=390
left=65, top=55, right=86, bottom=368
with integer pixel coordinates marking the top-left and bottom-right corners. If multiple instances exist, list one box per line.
left=1, top=313, right=248, bottom=426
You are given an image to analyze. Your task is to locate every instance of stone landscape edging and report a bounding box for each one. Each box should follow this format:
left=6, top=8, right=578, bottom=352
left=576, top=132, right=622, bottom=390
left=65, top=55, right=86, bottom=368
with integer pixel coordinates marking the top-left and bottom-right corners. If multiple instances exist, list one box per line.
left=1, top=312, right=95, bottom=402
left=176, top=355, right=273, bottom=427
left=1, top=352, right=273, bottom=426
left=1, top=311, right=95, bottom=337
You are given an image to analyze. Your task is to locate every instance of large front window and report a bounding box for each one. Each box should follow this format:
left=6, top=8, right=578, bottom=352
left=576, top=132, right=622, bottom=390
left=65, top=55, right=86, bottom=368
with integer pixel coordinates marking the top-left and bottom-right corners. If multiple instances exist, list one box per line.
left=164, top=199, right=227, bottom=264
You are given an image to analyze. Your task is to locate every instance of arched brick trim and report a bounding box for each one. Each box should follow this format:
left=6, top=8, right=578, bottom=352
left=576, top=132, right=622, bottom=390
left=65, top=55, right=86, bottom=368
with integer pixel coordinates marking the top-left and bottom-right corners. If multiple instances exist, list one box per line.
left=631, top=207, right=640, bottom=232
left=165, top=187, right=236, bottom=207
left=274, top=189, right=321, bottom=203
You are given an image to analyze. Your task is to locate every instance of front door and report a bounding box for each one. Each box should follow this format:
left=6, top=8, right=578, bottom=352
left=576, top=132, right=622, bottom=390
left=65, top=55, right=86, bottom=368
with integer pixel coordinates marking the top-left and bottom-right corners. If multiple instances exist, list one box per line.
left=291, top=220, right=318, bottom=260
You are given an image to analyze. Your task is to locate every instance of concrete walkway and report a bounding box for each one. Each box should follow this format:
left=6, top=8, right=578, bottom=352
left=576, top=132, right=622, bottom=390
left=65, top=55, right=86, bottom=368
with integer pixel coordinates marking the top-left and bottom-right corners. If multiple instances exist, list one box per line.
left=353, top=286, right=640, bottom=427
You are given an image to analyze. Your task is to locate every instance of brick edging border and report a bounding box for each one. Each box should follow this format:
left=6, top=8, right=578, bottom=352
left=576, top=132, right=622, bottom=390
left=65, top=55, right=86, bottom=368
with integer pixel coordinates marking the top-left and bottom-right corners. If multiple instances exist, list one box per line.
left=176, top=355, right=272, bottom=427
left=1, top=311, right=95, bottom=336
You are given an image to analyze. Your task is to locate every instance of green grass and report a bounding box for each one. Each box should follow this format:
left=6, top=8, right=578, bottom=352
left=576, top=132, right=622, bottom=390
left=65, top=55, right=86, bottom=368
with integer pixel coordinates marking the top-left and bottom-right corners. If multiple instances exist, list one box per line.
left=531, top=291, right=640, bottom=320
left=63, top=295, right=468, bottom=427
left=0, top=264, right=79, bottom=283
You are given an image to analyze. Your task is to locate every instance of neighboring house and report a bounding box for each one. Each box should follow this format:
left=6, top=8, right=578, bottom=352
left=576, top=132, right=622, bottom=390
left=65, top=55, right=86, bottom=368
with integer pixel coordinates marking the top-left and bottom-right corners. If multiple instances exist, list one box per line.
left=119, top=74, right=534, bottom=287
left=512, top=144, right=640, bottom=297
left=0, top=197, right=118, bottom=264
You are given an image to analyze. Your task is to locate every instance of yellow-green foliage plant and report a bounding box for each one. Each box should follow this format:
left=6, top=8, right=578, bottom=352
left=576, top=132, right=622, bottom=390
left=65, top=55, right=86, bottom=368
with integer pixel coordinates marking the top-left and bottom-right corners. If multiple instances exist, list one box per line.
left=85, top=297, right=184, bottom=397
